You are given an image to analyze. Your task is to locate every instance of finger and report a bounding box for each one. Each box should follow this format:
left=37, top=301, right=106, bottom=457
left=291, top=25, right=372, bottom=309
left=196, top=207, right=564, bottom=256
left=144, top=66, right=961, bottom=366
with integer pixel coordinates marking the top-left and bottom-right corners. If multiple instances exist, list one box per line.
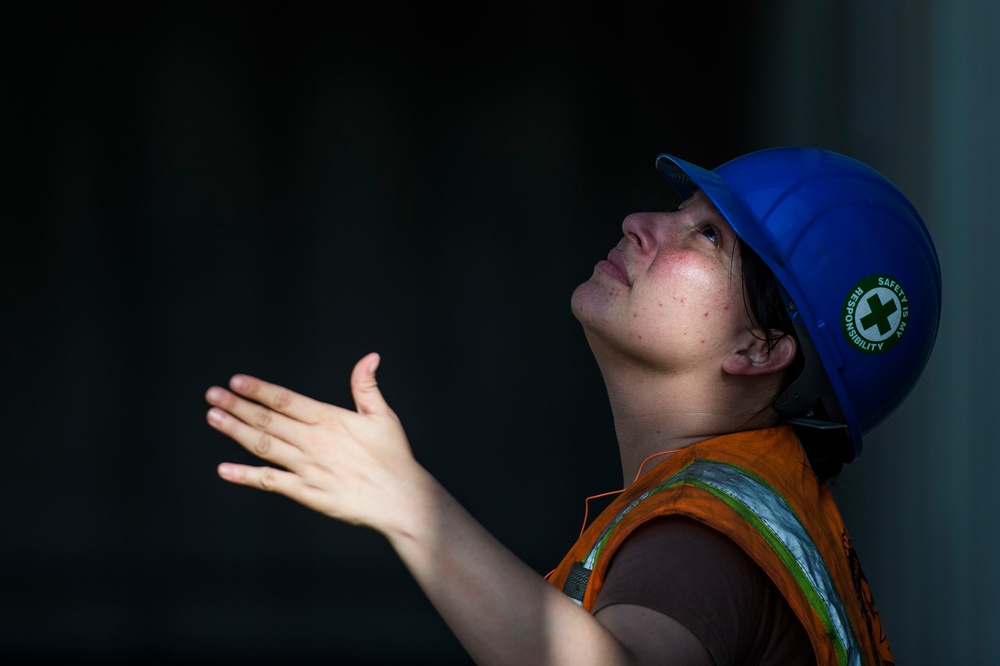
left=350, top=352, right=391, bottom=416
left=226, top=374, right=327, bottom=424
left=205, top=385, right=308, bottom=447
left=207, top=406, right=300, bottom=467
left=217, top=461, right=298, bottom=494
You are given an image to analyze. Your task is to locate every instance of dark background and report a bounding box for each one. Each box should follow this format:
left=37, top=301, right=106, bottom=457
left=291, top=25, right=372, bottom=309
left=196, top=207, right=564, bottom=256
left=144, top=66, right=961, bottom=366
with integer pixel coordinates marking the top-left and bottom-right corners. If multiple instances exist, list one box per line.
left=11, top=2, right=996, bottom=664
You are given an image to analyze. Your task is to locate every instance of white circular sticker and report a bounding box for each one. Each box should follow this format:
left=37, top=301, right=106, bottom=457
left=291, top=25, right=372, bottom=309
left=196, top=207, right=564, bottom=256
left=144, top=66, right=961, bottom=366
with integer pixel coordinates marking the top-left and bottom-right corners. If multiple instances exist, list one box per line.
left=842, top=275, right=909, bottom=354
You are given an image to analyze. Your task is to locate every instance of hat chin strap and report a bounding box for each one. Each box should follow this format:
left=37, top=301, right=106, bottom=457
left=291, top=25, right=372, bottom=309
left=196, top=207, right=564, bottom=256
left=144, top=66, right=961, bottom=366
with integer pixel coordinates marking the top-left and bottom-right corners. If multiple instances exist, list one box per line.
left=773, top=293, right=849, bottom=437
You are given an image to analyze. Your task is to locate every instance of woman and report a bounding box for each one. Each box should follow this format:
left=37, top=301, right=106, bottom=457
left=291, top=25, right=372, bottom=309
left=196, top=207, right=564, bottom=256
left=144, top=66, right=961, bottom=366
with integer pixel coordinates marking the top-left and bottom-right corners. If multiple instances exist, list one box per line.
left=205, top=147, right=941, bottom=664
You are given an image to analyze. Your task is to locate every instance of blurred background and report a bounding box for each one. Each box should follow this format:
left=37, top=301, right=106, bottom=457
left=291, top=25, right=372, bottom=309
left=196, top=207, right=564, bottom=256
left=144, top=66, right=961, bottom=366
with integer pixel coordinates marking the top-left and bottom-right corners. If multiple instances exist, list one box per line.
left=3, top=2, right=997, bottom=663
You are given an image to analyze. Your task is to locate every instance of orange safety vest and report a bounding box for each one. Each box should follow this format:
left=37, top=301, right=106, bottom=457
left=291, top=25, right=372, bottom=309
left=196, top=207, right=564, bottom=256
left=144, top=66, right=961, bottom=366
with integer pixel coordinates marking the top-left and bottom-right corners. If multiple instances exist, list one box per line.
left=546, top=426, right=894, bottom=666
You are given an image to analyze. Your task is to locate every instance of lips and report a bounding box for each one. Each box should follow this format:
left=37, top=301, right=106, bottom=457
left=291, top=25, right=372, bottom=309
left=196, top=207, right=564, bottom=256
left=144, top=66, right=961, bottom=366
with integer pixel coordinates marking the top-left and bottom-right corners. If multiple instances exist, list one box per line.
left=597, top=247, right=631, bottom=286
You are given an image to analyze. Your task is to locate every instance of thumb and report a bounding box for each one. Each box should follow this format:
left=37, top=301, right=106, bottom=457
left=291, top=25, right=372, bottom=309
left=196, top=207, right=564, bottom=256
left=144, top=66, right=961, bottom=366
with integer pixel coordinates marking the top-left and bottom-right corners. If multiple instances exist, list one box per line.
left=350, top=352, right=391, bottom=416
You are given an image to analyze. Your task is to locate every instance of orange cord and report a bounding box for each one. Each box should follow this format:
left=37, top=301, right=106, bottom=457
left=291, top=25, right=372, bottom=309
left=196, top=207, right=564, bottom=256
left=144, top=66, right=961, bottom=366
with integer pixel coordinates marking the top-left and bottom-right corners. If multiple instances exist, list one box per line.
left=575, top=448, right=682, bottom=539
left=543, top=448, right=681, bottom=581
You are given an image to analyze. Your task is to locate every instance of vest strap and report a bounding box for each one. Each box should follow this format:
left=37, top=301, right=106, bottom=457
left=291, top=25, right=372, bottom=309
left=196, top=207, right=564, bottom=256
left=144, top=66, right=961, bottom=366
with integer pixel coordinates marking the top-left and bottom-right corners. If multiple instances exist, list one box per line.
left=562, top=561, right=590, bottom=606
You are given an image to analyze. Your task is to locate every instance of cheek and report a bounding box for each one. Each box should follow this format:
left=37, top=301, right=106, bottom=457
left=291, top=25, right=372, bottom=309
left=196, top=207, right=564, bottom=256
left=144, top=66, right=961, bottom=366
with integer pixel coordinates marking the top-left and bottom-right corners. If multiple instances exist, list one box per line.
left=631, top=264, right=744, bottom=337
left=646, top=261, right=733, bottom=310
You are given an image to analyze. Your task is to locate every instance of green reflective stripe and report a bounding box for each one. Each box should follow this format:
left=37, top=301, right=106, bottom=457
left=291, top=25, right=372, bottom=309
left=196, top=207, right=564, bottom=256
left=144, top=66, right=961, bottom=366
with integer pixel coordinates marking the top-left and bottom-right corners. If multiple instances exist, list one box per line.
left=581, top=459, right=860, bottom=666
left=685, top=462, right=856, bottom=666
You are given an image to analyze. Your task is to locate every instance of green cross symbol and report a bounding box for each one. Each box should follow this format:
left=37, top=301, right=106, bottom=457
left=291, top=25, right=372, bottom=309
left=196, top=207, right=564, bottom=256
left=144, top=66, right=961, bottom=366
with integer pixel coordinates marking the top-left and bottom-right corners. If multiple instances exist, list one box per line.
left=860, top=293, right=899, bottom=335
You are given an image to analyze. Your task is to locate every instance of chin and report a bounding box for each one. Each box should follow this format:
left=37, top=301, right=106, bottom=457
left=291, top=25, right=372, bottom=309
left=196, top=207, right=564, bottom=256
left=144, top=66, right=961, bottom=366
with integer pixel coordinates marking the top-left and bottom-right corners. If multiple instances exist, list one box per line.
left=569, top=280, right=595, bottom=325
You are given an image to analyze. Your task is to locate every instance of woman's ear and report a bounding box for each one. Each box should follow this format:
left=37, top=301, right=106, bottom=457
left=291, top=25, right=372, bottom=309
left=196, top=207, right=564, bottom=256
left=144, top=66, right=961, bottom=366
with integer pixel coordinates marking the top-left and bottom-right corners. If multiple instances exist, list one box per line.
left=722, top=330, right=798, bottom=377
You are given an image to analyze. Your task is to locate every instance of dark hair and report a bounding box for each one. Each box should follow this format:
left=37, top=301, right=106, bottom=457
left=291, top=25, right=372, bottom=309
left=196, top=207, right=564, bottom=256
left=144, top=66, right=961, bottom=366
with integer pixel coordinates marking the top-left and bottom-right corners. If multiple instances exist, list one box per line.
left=737, top=237, right=801, bottom=391
left=737, top=238, right=845, bottom=482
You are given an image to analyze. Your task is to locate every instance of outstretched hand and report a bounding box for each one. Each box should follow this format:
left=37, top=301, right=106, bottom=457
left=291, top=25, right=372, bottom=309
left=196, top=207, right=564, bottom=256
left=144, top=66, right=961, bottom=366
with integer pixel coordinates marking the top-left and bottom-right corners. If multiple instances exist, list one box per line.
left=205, top=353, right=651, bottom=665
left=205, top=353, right=424, bottom=533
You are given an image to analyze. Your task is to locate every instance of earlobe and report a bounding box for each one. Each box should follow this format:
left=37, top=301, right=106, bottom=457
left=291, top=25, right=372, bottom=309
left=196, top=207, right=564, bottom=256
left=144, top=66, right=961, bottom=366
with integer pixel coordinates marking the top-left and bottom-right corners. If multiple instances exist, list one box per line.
left=722, top=331, right=798, bottom=377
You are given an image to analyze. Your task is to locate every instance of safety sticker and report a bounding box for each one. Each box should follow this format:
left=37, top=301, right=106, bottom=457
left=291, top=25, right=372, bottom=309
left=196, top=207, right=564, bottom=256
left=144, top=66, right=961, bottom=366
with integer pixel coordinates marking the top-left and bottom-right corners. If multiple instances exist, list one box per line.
left=841, top=275, right=908, bottom=354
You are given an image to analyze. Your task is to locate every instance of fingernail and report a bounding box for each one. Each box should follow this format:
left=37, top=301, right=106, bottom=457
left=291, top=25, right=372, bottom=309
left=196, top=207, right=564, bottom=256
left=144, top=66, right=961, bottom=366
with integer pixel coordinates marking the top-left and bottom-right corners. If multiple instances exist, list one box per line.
left=231, top=375, right=248, bottom=391
left=206, top=387, right=224, bottom=403
left=207, top=408, right=225, bottom=425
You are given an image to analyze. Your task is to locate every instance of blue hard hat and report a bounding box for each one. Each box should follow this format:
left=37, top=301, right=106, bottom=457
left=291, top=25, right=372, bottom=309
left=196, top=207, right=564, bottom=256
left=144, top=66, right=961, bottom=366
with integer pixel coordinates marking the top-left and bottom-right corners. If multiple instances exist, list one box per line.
left=656, top=147, right=942, bottom=461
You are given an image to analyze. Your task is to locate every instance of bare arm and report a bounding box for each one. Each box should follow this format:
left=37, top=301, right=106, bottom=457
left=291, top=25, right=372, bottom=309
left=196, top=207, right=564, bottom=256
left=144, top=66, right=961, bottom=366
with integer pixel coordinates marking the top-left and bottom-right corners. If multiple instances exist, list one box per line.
left=205, top=353, right=709, bottom=665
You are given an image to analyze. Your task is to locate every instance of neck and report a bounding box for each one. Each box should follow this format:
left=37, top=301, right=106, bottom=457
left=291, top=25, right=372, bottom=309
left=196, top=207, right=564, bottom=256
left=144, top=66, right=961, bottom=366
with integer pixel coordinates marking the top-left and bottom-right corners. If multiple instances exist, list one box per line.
left=595, top=355, right=781, bottom=485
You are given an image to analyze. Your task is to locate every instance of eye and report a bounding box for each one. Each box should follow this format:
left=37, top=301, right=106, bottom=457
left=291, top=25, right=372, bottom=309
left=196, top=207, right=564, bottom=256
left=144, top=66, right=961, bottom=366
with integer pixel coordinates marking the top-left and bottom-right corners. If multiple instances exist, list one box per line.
left=698, top=224, right=720, bottom=246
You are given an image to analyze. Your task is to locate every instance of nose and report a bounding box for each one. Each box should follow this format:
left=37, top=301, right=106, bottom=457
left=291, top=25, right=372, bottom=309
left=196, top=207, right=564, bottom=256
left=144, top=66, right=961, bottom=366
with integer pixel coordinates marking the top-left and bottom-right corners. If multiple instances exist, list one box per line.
left=621, top=212, right=667, bottom=253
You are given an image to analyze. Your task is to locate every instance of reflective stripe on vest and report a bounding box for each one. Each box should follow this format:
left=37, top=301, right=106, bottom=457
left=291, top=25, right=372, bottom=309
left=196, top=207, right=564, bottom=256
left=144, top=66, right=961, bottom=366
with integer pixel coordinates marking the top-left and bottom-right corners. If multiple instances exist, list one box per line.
left=568, top=458, right=861, bottom=666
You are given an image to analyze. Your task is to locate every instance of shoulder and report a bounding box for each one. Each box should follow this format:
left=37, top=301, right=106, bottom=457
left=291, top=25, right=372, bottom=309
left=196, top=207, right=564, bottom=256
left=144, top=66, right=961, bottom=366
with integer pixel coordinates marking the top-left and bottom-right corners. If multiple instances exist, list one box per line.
left=593, top=515, right=768, bottom=616
left=593, top=515, right=814, bottom=665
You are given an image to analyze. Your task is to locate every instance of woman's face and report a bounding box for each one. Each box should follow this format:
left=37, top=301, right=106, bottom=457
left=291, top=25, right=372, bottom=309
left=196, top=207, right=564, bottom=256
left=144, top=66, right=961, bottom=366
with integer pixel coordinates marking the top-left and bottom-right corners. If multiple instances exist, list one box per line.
left=571, top=190, right=756, bottom=371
